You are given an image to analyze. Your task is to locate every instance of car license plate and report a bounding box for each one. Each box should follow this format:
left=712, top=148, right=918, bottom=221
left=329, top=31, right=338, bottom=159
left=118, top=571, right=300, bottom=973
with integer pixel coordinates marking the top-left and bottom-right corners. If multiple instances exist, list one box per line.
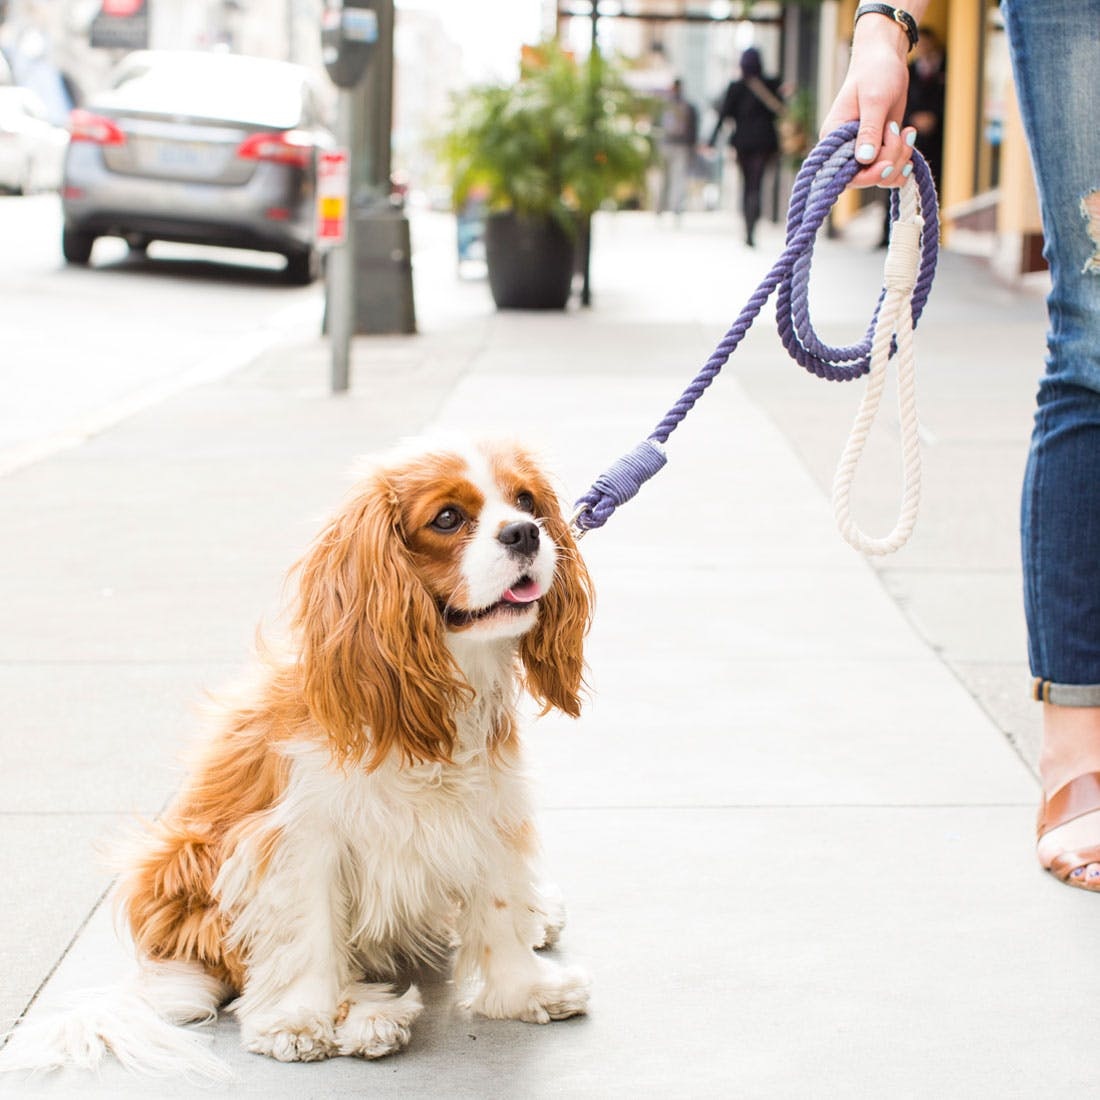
left=140, top=139, right=227, bottom=177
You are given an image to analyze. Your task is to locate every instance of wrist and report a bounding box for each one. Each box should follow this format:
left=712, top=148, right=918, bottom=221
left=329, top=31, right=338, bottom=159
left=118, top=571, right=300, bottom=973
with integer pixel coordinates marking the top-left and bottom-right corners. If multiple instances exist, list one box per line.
left=851, top=11, right=915, bottom=61
left=853, top=4, right=921, bottom=53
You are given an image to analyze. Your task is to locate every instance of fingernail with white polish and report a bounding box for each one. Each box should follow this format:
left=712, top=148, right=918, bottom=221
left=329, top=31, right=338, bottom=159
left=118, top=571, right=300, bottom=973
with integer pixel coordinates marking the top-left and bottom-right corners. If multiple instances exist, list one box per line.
left=857, top=143, right=876, bottom=162
left=906, top=130, right=917, bottom=147
left=902, top=163, right=912, bottom=178
left=889, top=121, right=900, bottom=136
left=881, top=165, right=895, bottom=179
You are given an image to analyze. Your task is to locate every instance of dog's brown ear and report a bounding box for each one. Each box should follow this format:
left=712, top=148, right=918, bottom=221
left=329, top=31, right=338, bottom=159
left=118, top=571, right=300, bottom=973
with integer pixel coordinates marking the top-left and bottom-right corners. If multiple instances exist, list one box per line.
left=291, top=476, right=471, bottom=769
left=519, top=474, right=594, bottom=718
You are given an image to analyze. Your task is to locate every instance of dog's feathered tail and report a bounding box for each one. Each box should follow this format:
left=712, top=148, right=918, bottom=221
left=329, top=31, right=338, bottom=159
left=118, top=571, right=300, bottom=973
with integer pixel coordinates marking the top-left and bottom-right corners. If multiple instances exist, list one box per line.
left=0, top=959, right=234, bottom=1083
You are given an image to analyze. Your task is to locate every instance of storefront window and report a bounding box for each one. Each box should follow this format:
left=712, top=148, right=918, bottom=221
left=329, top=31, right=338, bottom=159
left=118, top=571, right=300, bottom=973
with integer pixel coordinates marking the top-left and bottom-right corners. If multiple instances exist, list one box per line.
left=976, top=0, right=1008, bottom=193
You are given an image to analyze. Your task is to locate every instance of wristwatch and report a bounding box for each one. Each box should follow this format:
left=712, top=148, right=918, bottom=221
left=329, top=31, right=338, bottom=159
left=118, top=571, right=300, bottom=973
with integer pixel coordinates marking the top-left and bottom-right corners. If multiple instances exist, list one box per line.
left=853, top=3, right=920, bottom=50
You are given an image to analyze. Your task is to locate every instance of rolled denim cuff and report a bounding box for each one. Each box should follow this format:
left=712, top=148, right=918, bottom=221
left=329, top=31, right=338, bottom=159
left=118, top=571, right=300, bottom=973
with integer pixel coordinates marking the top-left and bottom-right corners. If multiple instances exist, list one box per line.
left=1032, top=678, right=1100, bottom=706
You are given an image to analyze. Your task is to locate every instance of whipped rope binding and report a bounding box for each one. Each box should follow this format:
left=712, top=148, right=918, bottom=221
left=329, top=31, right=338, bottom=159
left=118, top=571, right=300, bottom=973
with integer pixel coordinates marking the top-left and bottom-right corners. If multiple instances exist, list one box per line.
left=832, top=176, right=925, bottom=555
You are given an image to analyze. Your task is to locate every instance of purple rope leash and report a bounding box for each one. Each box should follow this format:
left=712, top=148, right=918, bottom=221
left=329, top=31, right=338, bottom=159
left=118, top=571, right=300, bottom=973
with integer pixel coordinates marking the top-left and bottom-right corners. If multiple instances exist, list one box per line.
left=572, top=121, right=939, bottom=535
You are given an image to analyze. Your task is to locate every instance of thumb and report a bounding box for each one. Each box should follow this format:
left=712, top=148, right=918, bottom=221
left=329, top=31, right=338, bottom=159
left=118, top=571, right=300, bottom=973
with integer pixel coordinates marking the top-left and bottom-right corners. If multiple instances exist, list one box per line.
left=853, top=100, right=890, bottom=163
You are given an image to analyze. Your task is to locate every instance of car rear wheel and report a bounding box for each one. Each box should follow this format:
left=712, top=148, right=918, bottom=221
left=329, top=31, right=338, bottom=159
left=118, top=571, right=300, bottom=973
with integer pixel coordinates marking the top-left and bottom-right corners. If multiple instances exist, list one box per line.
left=62, top=227, right=96, bottom=265
left=283, top=248, right=319, bottom=286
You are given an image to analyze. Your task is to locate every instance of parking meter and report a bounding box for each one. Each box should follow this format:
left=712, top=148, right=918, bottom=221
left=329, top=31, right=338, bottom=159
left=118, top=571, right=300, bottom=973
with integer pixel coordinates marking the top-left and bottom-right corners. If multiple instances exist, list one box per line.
left=321, top=0, right=379, bottom=89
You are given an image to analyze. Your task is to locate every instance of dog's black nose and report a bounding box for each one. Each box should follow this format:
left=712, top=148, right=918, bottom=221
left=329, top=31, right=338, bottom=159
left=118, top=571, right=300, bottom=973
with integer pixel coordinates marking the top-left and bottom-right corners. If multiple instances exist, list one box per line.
left=498, top=521, right=540, bottom=557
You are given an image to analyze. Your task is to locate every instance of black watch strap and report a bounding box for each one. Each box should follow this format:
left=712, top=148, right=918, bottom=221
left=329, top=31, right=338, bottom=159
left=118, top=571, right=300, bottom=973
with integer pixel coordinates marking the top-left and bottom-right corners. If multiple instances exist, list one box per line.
left=854, top=3, right=920, bottom=50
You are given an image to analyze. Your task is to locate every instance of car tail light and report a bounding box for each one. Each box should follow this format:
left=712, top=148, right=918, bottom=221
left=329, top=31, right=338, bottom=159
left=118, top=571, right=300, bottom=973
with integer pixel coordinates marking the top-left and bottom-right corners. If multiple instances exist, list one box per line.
left=236, top=130, right=313, bottom=169
left=68, top=109, right=126, bottom=146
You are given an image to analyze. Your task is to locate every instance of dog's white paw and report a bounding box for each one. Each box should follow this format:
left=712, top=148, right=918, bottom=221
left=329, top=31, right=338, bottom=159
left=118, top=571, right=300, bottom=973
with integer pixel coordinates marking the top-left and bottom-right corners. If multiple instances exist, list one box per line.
left=530, top=883, right=567, bottom=950
left=335, top=983, right=423, bottom=1059
left=241, top=1009, right=337, bottom=1062
left=470, top=960, right=590, bottom=1024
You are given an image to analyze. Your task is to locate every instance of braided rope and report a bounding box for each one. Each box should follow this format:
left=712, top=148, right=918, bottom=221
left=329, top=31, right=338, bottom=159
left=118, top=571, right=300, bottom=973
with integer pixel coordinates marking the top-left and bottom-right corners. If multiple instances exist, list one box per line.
left=571, top=120, right=939, bottom=556
left=833, top=180, right=923, bottom=553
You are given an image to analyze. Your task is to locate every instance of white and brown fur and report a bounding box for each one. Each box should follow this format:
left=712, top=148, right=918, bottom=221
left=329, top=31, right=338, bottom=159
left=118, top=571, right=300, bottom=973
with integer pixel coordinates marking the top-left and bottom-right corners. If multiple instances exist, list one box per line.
left=1, top=438, right=593, bottom=1077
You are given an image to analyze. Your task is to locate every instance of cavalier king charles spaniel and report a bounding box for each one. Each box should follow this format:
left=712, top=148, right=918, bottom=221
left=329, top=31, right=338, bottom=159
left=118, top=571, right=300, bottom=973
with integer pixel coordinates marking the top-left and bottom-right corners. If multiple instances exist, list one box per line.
left=2, top=438, right=593, bottom=1079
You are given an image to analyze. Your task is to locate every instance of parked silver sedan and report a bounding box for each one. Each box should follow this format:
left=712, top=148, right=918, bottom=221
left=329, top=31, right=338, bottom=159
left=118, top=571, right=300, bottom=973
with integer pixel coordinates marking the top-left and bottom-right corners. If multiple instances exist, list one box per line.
left=61, top=50, right=334, bottom=283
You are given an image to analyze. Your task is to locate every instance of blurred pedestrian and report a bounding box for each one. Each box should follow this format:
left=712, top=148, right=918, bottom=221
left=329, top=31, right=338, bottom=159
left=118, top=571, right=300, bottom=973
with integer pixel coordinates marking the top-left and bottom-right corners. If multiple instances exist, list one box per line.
left=708, top=47, right=783, bottom=248
left=657, top=77, right=698, bottom=220
left=906, top=25, right=946, bottom=189
left=821, top=1, right=1100, bottom=892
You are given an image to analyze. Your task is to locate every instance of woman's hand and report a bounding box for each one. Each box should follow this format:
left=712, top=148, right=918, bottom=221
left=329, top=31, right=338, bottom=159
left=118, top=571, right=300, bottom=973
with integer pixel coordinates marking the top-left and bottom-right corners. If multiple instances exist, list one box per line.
left=819, top=12, right=922, bottom=188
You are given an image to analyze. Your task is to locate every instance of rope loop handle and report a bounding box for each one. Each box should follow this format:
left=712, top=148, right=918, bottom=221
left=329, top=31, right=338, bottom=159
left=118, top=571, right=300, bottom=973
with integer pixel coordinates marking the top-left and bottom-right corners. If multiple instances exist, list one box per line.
left=571, top=120, right=939, bottom=556
left=831, top=178, right=926, bottom=554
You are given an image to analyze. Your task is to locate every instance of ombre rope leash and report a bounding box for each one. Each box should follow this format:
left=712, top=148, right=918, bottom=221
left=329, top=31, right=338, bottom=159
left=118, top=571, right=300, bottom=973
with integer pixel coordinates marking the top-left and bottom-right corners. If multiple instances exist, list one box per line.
left=570, top=120, right=939, bottom=556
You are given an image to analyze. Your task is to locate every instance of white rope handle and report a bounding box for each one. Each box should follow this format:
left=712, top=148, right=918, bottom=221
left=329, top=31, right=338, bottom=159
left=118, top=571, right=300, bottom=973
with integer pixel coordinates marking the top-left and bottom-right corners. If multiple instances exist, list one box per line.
left=832, top=178, right=925, bottom=555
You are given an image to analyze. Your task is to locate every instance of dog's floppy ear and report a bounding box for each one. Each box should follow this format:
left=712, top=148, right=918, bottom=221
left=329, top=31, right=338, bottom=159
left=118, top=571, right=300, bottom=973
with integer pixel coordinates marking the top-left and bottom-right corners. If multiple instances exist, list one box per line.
left=519, top=474, right=594, bottom=718
left=291, top=475, right=470, bottom=769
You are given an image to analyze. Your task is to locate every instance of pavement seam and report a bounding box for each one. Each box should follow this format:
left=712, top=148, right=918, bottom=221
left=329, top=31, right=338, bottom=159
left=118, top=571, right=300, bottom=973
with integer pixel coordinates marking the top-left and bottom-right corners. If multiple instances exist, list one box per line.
left=0, top=879, right=114, bottom=1048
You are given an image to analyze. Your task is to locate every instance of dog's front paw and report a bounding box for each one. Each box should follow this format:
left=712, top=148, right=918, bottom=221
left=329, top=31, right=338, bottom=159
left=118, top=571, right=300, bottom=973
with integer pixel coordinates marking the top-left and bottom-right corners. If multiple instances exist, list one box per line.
left=335, top=983, right=423, bottom=1059
left=241, top=1010, right=337, bottom=1063
left=471, top=960, right=590, bottom=1024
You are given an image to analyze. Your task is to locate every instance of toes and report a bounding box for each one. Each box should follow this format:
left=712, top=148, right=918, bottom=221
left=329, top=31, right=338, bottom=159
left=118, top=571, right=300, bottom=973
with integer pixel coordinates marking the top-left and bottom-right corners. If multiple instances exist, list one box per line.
left=1067, top=863, right=1100, bottom=890
left=334, top=984, right=422, bottom=1059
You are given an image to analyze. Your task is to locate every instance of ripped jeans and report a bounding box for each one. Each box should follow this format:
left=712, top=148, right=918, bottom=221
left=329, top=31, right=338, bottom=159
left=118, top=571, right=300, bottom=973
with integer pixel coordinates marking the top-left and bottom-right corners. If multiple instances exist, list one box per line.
left=1003, top=0, right=1100, bottom=703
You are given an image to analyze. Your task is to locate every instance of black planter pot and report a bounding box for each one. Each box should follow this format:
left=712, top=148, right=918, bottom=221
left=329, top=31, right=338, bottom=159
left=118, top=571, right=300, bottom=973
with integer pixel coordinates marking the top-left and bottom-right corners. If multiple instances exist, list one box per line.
left=484, top=211, right=575, bottom=310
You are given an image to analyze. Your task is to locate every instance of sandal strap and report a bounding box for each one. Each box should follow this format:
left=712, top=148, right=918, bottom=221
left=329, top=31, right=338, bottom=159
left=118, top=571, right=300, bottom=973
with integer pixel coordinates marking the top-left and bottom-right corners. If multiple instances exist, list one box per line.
left=1047, top=844, right=1100, bottom=883
left=1037, top=771, right=1100, bottom=837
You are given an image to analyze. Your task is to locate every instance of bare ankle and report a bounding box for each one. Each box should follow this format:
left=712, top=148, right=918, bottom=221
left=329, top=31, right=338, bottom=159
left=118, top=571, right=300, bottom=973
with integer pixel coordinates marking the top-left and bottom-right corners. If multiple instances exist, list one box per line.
left=1039, top=703, right=1100, bottom=793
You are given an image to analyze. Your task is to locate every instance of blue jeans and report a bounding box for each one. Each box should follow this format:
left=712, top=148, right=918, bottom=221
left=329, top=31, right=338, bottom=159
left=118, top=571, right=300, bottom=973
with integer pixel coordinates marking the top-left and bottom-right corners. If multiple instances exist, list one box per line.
left=1004, top=0, right=1100, bottom=703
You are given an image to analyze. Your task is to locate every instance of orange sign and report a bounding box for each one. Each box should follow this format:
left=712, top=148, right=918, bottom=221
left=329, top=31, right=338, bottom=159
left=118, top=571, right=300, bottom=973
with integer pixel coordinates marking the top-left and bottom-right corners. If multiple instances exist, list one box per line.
left=316, top=149, right=350, bottom=247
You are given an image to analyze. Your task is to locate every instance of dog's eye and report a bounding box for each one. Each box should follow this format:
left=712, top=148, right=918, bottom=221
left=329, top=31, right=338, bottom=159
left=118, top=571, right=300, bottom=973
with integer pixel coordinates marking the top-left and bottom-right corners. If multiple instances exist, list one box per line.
left=516, top=491, right=536, bottom=514
left=430, top=507, right=465, bottom=533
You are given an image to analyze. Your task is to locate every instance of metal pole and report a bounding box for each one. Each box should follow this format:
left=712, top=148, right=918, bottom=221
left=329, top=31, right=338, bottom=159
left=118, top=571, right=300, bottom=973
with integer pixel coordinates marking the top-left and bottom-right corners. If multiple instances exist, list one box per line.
left=579, top=1, right=601, bottom=308
left=329, top=87, right=354, bottom=393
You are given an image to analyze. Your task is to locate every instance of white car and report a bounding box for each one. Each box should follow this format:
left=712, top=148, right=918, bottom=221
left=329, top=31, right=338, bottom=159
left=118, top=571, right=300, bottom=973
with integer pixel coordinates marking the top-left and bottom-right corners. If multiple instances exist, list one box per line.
left=0, top=87, right=69, bottom=194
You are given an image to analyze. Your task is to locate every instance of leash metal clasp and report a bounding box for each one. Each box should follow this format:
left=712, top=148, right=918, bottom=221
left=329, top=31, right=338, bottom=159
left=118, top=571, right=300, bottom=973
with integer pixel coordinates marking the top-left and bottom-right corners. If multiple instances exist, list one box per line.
left=568, top=503, right=591, bottom=540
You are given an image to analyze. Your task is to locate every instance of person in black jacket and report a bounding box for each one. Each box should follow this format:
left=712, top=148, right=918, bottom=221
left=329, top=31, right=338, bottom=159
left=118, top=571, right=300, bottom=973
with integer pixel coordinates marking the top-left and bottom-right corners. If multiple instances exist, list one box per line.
left=708, top=47, right=783, bottom=247
left=905, top=26, right=946, bottom=190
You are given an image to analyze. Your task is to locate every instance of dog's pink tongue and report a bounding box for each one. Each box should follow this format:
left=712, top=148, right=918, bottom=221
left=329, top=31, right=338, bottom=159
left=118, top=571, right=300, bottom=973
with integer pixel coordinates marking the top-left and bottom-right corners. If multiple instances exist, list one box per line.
left=502, top=579, right=542, bottom=604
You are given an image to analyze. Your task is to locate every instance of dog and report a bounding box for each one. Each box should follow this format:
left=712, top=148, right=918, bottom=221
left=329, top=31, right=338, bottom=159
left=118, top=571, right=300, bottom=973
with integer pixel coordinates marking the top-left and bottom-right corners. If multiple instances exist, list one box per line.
left=1, top=438, right=594, bottom=1078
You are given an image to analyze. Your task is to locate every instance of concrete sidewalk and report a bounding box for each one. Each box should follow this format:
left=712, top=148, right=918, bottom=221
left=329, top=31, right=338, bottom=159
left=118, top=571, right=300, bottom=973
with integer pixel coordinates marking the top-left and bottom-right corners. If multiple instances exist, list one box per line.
left=2, top=209, right=1094, bottom=1099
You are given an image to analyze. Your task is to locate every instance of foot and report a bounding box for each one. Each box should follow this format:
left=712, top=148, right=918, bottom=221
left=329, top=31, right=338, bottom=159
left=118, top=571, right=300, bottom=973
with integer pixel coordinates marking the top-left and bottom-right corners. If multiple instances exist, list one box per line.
left=334, top=983, right=422, bottom=1059
left=1036, top=705, right=1100, bottom=891
left=1037, top=809, right=1100, bottom=889
left=468, top=958, right=590, bottom=1024
left=529, top=883, right=567, bottom=950
left=240, top=1008, right=337, bottom=1062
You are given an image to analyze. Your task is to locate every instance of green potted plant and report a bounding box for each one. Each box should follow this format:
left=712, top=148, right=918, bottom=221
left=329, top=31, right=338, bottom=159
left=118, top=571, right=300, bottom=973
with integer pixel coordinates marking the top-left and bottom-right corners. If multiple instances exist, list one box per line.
left=442, top=41, right=653, bottom=310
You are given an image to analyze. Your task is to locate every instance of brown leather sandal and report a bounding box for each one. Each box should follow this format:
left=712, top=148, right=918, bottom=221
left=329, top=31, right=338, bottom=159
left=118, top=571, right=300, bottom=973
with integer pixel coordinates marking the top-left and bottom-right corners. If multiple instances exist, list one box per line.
left=1037, top=771, right=1100, bottom=891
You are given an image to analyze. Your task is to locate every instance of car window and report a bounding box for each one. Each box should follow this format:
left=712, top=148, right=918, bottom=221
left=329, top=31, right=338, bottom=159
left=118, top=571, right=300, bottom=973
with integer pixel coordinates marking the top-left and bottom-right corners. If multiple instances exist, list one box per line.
left=98, top=56, right=305, bottom=129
